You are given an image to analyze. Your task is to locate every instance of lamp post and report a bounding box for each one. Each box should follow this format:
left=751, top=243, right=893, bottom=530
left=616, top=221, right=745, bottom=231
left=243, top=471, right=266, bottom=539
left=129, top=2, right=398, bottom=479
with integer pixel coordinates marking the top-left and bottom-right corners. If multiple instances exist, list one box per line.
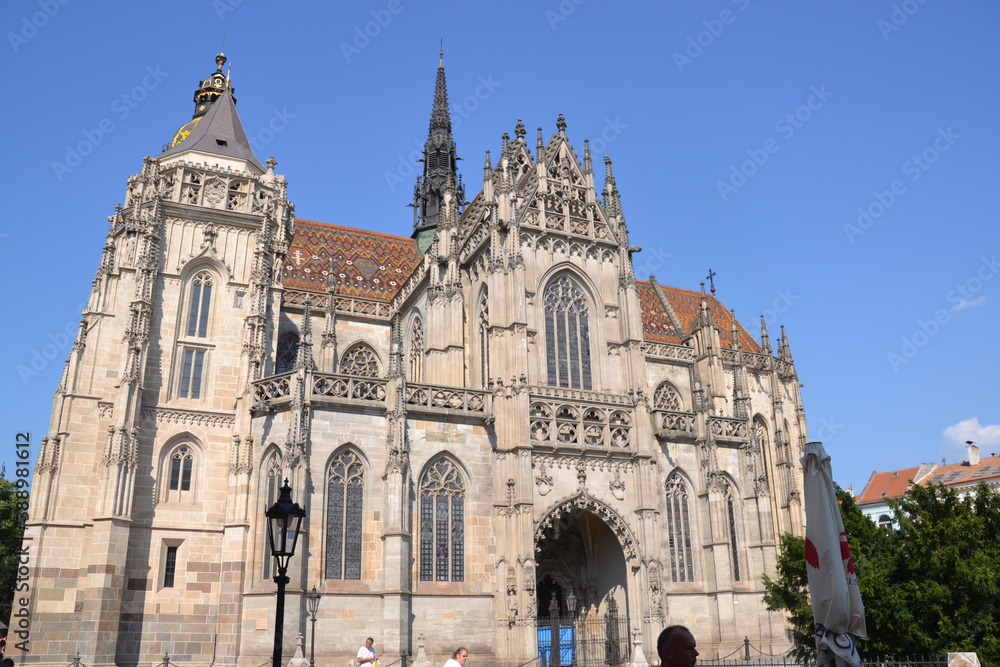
left=266, top=479, right=306, bottom=667
left=565, top=589, right=577, bottom=666
left=306, top=586, right=321, bottom=667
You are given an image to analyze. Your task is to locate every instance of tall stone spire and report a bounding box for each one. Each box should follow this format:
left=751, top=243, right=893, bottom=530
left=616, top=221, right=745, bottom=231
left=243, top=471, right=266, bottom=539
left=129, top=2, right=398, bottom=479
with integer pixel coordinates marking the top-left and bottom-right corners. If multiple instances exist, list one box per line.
left=413, top=48, right=460, bottom=251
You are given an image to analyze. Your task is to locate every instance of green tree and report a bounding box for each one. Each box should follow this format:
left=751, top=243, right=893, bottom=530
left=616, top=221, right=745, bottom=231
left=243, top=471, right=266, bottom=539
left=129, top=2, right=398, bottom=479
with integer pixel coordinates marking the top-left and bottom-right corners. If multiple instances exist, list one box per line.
left=0, top=475, right=28, bottom=622
left=763, top=483, right=1000, bottom=665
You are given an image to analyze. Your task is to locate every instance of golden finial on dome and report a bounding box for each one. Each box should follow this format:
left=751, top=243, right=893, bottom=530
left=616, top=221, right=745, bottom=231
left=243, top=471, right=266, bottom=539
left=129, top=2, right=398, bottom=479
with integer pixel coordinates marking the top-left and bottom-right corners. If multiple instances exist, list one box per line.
left=215, top=52, right=226, bottom=72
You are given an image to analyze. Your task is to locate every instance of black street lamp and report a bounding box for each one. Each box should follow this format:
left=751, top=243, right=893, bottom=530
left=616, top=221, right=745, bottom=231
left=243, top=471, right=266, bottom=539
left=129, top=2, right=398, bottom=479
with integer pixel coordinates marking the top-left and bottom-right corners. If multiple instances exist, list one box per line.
left=306, top=586, right=321, bottom=667
left=266, top=479, right=306, bottom=667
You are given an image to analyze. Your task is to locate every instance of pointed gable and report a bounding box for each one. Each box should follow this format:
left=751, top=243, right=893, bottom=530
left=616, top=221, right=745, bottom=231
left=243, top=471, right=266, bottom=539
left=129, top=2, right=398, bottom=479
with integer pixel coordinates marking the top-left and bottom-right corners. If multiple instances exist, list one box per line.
left=283, top=219, right=422, bottom=302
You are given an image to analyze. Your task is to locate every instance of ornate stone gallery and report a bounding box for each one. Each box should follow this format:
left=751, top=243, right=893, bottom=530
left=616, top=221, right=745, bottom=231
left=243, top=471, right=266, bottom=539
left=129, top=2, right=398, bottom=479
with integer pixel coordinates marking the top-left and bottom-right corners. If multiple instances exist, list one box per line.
left=15, top=52, right=807, bottom=667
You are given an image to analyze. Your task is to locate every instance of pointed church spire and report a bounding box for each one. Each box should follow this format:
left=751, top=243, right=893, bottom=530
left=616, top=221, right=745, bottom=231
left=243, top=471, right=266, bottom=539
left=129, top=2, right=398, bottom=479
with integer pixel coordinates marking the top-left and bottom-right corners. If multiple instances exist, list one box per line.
left=414, top=49, right=460, bottom=248
left=760, top=315, right=772, bottom=355
left=779, top=325, right=794, bottom=364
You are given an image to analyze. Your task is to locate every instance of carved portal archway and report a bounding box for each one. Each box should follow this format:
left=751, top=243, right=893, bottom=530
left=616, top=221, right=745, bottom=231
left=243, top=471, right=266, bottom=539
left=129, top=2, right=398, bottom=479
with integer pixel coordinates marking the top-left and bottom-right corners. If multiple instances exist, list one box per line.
left=534, top=491, right=637, bottom=619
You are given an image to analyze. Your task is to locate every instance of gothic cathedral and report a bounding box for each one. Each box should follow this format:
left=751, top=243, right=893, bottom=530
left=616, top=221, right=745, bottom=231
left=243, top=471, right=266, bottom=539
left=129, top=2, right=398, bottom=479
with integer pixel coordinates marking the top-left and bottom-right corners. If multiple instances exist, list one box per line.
left=16, top=53, right=807, bottom=667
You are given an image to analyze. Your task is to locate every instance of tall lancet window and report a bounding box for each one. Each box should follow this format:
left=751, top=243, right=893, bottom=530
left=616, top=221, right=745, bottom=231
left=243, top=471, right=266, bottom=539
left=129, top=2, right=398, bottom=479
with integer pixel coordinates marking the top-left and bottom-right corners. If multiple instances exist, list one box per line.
left=478, top=291, right=490, bottom=388
left=187, top=271, right=213, bottom=337
left=276, top=333, right=299, bottom=374
left=326, top=449, right=364, bottom=580
left=665, top=473, right=694, bottom=582
left=544, top=275, right=593, bottom=390
left=261, top=450, right=282, bottom=580
left=419, top=458, right=465, bottom=582
left=409, top=317, right=424, bottom=382
left=753, top=417, right=771, bottom=487
left=724, top=483, right=742, bottom=582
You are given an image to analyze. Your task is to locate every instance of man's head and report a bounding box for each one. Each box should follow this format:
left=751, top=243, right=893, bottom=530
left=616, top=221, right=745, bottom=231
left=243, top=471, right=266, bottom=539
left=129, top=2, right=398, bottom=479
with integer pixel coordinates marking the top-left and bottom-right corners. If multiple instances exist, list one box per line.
left=657, top=626, right=698, bottom=667
left=365, top=639, right=374, bottom=649
left=452, top=647, right=469, bottom=665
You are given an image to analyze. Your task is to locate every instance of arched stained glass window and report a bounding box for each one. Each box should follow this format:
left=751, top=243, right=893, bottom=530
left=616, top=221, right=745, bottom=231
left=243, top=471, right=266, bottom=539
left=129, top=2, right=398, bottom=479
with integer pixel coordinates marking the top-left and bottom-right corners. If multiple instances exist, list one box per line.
left=544, top=275, right=592, bottom=390
left=341, top=343, right=380, bottom=377
left=326, top=450, right=364, bottom=580
left=665, top=473, right=694, bottom=582
left=419, top=458, right=465, bottom=582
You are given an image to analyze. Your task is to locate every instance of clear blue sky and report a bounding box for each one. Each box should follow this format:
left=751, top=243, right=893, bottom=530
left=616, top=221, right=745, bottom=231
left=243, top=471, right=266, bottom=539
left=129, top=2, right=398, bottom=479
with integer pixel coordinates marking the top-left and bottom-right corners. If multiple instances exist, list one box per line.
left=1, top=0, right=997, bottom=493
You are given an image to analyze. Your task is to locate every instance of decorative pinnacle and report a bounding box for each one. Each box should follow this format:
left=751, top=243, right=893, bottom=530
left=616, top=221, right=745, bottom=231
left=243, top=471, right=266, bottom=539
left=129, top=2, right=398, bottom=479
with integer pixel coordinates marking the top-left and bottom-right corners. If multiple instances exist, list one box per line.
left=502, top=132, right=509, bottom=152
left=583, top=138, right=592, bottom=173
left=484, top=149, right=492, bottom=172
left=537, top=126, right=545, bottom=160
left=514, top=117, right=526, bottom=141
left=266, top=156, right=277, bottom=172
left=556, top=113, right=566, bottom=133
left=215, top=53, right=226, bottom=72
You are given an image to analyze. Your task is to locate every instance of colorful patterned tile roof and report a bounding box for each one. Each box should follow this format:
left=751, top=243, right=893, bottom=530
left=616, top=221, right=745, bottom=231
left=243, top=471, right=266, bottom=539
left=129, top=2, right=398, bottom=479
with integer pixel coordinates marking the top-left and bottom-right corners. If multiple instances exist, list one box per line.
left=283, top=219, right=422, bottom=302
left=636, top=280, right=763, bottom=352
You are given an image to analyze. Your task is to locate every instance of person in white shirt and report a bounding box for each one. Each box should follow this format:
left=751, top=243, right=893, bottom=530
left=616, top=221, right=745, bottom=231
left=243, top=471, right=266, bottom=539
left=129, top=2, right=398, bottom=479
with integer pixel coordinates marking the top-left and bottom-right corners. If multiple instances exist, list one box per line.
left=443, top=647, right=468, bottom=667
left=358, top=638, right=376, bottom=667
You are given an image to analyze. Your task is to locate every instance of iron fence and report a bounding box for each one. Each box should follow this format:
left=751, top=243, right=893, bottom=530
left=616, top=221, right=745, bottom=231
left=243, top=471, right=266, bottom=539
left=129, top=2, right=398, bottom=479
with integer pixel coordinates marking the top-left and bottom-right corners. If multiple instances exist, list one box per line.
left=536, top=612, right=631, bottom=667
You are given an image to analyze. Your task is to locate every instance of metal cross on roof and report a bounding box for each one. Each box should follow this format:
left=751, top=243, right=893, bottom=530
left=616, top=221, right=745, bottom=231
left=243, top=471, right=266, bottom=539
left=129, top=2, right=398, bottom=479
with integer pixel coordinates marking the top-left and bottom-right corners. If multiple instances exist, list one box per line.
left=706, top=268, right=716, bottom=294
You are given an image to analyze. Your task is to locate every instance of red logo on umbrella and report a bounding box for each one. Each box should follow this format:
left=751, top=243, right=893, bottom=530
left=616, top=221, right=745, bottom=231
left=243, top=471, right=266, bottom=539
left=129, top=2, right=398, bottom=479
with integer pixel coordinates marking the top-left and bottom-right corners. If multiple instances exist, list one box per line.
left=840, top=531, right=855, bottom=574
left=805, top=537, right=819, bottom=569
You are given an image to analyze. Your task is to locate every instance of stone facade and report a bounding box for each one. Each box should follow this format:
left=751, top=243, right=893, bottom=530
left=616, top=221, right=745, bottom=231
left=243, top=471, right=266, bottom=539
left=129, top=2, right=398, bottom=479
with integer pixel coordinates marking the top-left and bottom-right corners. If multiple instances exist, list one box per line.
left=13, top=54, right=807, bottom=667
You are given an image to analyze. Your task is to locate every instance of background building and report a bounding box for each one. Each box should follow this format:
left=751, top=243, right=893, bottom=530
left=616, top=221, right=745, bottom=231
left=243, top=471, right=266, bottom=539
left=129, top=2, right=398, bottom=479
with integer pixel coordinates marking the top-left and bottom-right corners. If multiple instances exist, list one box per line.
left=856, top=442, right=1000, bottom=528
left=15, top=54, right=808, bottom=667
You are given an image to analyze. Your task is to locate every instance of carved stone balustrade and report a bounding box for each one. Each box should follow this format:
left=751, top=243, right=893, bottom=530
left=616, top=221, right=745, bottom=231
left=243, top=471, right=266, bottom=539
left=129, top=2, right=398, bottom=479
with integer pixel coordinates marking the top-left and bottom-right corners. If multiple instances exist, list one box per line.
left=251, top=371, right=294, bottom=410
left=529, top=394, right=635, bottom=452
left=312, top=373, right=388, bottom=405
left=653, top=410, right=697, bottom=441
left=403, top=383, right=491, bottom=421
left=643, top=343, right=696, bottom=362
left=709, top=416, right=749, bottom=444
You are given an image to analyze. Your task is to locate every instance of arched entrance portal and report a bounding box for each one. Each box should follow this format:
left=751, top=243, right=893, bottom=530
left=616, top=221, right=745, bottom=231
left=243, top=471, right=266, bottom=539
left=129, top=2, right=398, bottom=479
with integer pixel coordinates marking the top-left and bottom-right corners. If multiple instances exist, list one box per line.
left=535, top=505, right=630, bottom=667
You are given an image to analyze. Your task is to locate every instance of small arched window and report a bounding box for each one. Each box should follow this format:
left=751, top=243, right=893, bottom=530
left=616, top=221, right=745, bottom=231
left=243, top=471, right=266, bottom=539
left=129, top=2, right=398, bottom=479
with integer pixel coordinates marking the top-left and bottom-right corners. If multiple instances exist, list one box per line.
left=665, top=473, right=694, bottom=582
left=276, top=333, right=299, bottom=374
left=187, top=271, right=214, bottom=338
left=326, top=449, right=365, bottom=580
left=340, top=343, right=381, bottom=377
left=419, top=458, right=465, bottom=582
left=877, top=514, right=893, bottom=529
left=653, top=382, right=684, bottom=411
left=544, top=275, right=592, bottom=390
left=409, top=318, right=424, bottom=383
left=160, top=443, right=197, bottom=503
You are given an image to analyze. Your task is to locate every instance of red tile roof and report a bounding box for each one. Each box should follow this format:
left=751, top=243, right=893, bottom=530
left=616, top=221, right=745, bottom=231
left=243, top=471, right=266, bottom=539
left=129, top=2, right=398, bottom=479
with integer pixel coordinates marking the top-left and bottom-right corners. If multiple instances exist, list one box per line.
left=635, top=280, right=762, bottom=352
left=283, top=219, right=422, bottom=302
left=856, top=466, right=924, bottom=504
left=857, top=456, right=1000, bottom=506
